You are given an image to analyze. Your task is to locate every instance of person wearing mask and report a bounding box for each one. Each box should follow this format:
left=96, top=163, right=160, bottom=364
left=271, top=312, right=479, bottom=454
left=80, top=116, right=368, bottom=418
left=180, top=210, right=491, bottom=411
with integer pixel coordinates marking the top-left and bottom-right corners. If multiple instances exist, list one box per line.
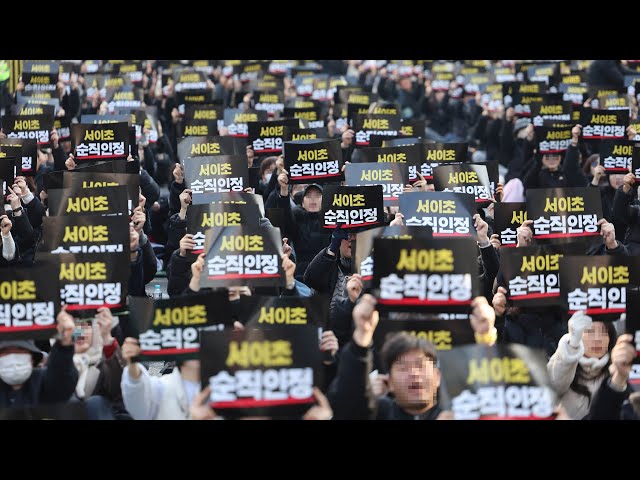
left=0, top=307, right=78, bottom=407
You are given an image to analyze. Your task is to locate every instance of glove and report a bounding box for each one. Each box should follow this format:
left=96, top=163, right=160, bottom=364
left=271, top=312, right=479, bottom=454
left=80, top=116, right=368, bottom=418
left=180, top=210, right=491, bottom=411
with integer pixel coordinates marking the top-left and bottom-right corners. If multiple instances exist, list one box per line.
left=328, top=225, right=348, bottom=255
left=568, top=310, right=592, bottom=348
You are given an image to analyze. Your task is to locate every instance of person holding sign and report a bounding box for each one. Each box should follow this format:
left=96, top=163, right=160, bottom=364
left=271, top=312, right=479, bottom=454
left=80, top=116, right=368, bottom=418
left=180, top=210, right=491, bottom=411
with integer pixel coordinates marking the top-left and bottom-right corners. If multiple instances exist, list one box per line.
left=0, top=306, right=78, bottom=408
left=522, top=124, right=589, bottom=192
left=0, top=214, right=17, bottom=267
left=329, top=291, right=504, bottom=419
left=612, top=172, right=640, bottom=255
left=547, top=311, right=634, bottom=419
left=120, top=336, right=202, bottom=420
left=274, top=168, right=331, bottom=280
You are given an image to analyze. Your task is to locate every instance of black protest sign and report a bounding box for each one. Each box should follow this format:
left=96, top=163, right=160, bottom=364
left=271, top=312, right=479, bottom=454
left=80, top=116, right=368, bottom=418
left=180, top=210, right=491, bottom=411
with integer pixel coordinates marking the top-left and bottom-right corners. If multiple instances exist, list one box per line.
left=0, top=261, right=61, bottom=340
left=282, top=127, right=329, bottom=142
left=129, top=292, right=231, bottom=362
left=420, top=142, right=468, bottom=180
left=186, top=202, right=262, bottom=255
left=399, top=191, right=476, bottom=237
left=22, top=72, right=59, bottom=93
left=63, top=172, right=139, bottom=212
left=106, top=86, right=144, bottom=111
left=525, top=63, right=560, bottom=84
left=189, top=191, right=266, bottom=217
left=177, top=136, right=246, bottom=164
left=344, top=162, right=409, bottom=206
left=378, top=136, right=423, bottom=148
left=625, top=289, right=640, bottom=390
left=352, top=114, right=402, bottom=147
left=53, top=115, right=71, bottom=142
left=579, top=108, right=629, bottom=140
left=80, top=114, right=131, bottom=125
left=182, top=117, right=219, bottom=137
left=283, top=107, right=323, bottom=128
left=499, top=245, right=578, bottom=308
left=373, top=237, right=479, bottom=313
left=223, top=109, right=267, bottom=138
left=40, top=215, right=131, bottom=256
left=530, top=99, right=572, bottom=127
left=0, top=158, right=16, bottom=195
left=184, top=155, right=249, bottom=196
left=630, top=119, right=640, bottom=143
left=248, top=119, right=300, bottom=155
left=494, top=202, right=528, bottom=248
left=176, top=90, right=214, bottom=112
left=0, top=402, right=88, bottom=420
left=23, top=61, right=60, bottom=75
left=534, top=124, right=573, bottom=154
left=400, top=119, right=426, bottom=138
left=599, top=140, right=634, bottom=174
left=1, top=114, right=54, bottom=147
left=283, top=138, right=342, bottom=184
left=200, top=225, right=284, bottom=288
left=357, top=144, right=422, bottom=182
left=347, top=103, right=373, bottom=124
left=71, top=122, right=129, bottom=161
left=334, top=85, right=364, bottom=105
left=321, top=185, right=384, bottom=230
left=38, top=252, right=129, bottom=315
left=0, top=137, right=37, bottom=176
left=373, top=319, right=475, bottom=356
left=355, top=226, right=433, bottom=288
left=433, top=163, right=492, bottom=206
left=560, top=83, right=588, bottom=105
left=47, top=185, right=129, bottom=217
left=597, top=95, right=629, bottom=111
left=439, top=343, right=557, bottom=420
left=238, top=295, right=329, bottom=329
left=200, top=326, right=320, bottom=419
left=560, top=255, right=640, bottom=318
left=11, top=103, right=55, bottom=118
left=183, top=104, right=223, bottom=124
left=503, top=89, right=547, bottom=118
left=526, top=187, right=602, bottom=243
left=633, top=148, right=640, bottom=180
left=173, top=70, right=208, bottom=92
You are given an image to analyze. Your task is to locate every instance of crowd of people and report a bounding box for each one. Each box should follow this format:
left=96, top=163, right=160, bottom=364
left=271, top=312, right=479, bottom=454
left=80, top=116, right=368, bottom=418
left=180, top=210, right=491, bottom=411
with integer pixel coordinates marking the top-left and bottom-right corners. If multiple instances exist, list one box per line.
left=0, top=59, right=638, bottom=420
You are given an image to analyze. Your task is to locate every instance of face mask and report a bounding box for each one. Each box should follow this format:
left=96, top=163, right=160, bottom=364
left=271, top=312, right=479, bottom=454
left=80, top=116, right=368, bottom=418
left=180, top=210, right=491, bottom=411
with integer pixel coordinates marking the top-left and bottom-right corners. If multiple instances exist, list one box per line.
left=0, top=353, right=33, bottom=386
left=264, top=173, right=273, bottom=183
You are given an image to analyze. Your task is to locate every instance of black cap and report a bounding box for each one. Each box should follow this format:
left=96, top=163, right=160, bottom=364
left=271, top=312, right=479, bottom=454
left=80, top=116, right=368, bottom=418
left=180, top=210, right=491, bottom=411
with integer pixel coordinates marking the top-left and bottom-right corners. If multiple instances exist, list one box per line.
left=0, top=340, right=44, bottom=365
left=303, top=183, right=323, bottom=196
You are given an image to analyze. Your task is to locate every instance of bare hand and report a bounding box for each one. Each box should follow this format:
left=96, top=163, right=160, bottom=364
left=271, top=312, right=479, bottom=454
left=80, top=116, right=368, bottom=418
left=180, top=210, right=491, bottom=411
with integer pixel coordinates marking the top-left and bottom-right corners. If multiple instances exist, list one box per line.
left=352, top=294, right=379, bottom=348
left=492, top=286, right=508, bottom=316
left=56, top=306, right=75, bottom=346
left=346, top=273, right=363, bottom=303
left=598, top=218, right=617, bottom=250
left=95, top=306, right=114, bottom=344
left=516, top=219, right=533, bottom=247
left=0, top=215, right=12, bottom=236
left=302, top=387, right=333, bottom=420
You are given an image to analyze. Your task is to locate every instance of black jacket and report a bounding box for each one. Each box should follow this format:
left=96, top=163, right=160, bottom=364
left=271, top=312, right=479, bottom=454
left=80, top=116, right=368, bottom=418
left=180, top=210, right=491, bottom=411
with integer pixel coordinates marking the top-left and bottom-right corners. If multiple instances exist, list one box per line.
left=328, top=342, right=443, bottom=420
left=583, top=377, right=631, bottom=420
left=587, top=60, right=637, bottom=91
left=612, top=185, right=640, bottom=253
left=277, top=193, right=332, bottom=280
left=0, top=342, right=78, bottom=408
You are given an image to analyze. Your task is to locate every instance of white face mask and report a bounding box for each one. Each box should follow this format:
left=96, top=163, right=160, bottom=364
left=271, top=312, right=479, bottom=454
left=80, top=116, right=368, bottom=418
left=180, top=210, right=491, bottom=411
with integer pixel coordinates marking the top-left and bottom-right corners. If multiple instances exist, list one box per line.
left=0, top=353, right=33, bottom=386
left=264, top=172, right=273, bottom=183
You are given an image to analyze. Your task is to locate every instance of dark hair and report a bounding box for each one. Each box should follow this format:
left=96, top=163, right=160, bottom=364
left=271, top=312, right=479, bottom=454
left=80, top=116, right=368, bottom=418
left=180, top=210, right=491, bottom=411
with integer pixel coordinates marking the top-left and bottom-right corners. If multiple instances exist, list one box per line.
left=569, top=321, right=617, bottom=405
left=581, top=153, right=599, bottom=175
left=258, top=156, right=277, bottom=179
left=381, top=332, right=438, bottom=373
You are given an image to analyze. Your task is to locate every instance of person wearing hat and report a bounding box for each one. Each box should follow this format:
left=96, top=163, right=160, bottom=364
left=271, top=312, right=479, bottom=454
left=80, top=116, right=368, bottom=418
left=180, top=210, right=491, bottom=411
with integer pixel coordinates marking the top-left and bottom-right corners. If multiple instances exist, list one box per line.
left=0, top=306, right=78, bottom=408
left=273, top=171, right=331, bottom=281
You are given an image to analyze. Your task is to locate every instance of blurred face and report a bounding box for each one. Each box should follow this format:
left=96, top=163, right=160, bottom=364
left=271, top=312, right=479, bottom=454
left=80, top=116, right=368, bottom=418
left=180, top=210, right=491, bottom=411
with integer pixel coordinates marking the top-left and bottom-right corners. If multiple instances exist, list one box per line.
left=542, top=154, right=561, bottom=171
left=399, top=77, right=412, bottom=91
left=302, top=189, right=322, bottom=212
left=609, top=174, right=625, bottom=189
left=179, top=359, right=200, bottom=382
left=389, top=349, right=440, bottom=413
left=434, top=90, right=445, bottom=102
left=262, top=164, right=275, bottom=182
left=339, top=233, right=356, bottom=259
left=74, top=323, right=93, bottom=354
left=583, top=321, right=610, bottom=359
